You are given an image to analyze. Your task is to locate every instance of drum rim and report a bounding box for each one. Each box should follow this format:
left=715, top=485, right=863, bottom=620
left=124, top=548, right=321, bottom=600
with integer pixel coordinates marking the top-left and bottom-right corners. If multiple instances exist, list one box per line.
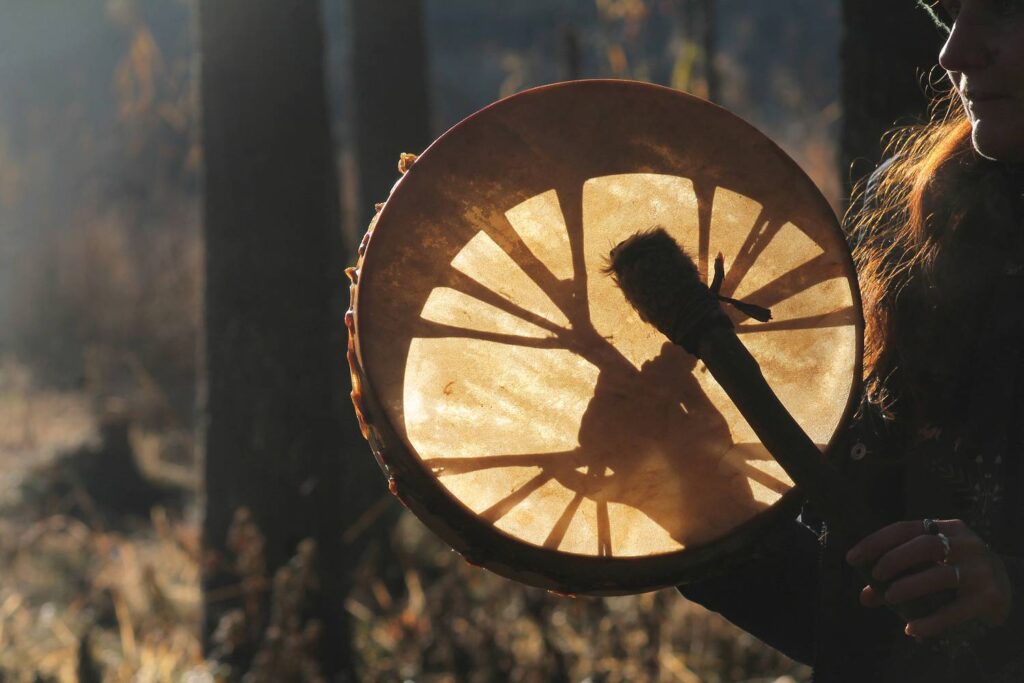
left=349, top=79, right=863, bottom=594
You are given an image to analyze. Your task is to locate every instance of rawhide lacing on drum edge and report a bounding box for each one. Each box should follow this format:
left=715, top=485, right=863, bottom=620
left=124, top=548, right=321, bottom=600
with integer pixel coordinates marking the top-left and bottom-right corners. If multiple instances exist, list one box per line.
left=605, top=227, right=771, bottom=354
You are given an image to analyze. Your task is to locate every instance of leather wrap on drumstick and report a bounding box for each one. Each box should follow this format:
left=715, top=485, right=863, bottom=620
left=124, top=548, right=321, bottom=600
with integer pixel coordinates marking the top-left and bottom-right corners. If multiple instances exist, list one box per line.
left=608, top=228, right=952, bottom=621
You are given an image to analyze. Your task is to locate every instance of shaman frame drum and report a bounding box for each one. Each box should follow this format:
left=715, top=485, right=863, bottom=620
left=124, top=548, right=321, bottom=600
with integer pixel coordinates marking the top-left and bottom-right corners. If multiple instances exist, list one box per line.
left=347, top=80, right=863, bottom=595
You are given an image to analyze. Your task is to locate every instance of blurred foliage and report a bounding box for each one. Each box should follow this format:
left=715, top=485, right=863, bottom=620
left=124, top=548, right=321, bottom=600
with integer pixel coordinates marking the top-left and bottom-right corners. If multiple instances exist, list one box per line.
left=0, top=431, right=810, bottom=681
left=0, top=499, right=204, bottom=681
left=414, top=0, right=841, bottom=207
left=0, top=0, right=199, bottom=426
left=1, top=0, right=839, bottom=679
left=350, top=512, right=810, bottom=682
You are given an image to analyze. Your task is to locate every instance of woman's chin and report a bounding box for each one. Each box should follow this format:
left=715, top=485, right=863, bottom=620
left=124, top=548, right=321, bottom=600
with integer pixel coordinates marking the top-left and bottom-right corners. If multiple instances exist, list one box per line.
left=971, top=121, right=1024, bottom=163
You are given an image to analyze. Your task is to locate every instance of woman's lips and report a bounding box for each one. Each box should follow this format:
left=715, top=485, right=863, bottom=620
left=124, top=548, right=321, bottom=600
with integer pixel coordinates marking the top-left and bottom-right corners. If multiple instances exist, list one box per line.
left=965, top=92, right=1013, bottom=116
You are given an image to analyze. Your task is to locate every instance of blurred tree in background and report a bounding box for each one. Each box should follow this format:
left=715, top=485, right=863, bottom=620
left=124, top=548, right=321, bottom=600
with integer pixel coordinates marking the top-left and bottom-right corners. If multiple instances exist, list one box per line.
left=0, top=0, right=199, bottom=429
left=350, top=0, right=433, bottom=230
left=199, top=0, right=380, bottom=679
left=840, top=0, right=946, bottom=192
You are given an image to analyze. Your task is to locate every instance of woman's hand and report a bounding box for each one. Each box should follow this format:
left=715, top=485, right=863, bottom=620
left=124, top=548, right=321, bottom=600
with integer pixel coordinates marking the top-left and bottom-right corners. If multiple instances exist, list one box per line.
left=846, top=519, right=1013, bottom=638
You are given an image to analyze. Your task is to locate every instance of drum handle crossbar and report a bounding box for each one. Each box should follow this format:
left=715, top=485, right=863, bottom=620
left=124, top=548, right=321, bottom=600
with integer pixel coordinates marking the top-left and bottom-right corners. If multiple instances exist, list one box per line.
left=608, top=227, right=950, bottom=621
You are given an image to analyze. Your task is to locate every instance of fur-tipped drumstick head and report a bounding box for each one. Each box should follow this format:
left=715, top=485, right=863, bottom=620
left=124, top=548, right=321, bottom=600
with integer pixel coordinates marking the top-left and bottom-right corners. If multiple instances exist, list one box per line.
left=604, top=227, right=700, bottom=326
left=604, top=227, right=729, bottom=353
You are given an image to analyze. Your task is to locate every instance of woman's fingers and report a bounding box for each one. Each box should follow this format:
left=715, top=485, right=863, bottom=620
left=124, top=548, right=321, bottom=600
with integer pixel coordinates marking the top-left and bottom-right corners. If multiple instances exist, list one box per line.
left=848, top=519, right=1013, bottom=637
left=847, top=518, right=983, bottom=570
left=859, top=584, right=885, bottom=607
left=906, top=595, right=980, bottom=639
left=882, top=563, right=959, bottom=604
left=846, top=520, right=928, bottom=565
left=871, top=534, right=949, bottom=581
left=859, top=563, right=957, bottom=607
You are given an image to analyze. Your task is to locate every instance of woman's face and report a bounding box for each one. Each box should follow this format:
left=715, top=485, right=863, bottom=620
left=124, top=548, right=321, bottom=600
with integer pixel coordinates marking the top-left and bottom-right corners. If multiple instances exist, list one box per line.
left=938, top=0, right=1024, bottom=161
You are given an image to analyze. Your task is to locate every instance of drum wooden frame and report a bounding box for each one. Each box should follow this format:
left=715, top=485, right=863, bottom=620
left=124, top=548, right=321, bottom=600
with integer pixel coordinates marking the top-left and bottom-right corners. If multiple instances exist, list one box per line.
left=346, top=80, right=863, bottom=595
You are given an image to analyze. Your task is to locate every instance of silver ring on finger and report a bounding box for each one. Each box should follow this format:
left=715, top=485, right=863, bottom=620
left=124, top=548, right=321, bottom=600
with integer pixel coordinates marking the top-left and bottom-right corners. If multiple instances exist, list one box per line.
left=937, top=532, right=952, bottom=563
left=923, top=518, right=940, bottom=535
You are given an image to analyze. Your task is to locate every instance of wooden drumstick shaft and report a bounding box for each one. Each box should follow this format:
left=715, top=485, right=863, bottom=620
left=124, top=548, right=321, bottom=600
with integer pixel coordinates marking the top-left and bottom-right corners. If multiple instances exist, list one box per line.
left=694, top=326, right=883, bottom=543
left=607, top=228, right=949, bottom=620
left=698, top=331, right=949, bottom=617
left=605, top=227, right=879, bottom=541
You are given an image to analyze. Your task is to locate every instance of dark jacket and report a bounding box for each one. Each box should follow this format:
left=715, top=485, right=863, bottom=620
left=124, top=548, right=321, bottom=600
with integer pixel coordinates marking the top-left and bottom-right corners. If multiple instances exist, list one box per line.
left=679, top=161, right=1024, bottom=681
left=679, top=403, right=1024, bottom=681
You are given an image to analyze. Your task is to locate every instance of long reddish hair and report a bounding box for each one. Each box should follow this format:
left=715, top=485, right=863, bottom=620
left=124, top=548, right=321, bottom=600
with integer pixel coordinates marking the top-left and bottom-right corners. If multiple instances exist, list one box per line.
left=849, top=87, right=1022, bottom=424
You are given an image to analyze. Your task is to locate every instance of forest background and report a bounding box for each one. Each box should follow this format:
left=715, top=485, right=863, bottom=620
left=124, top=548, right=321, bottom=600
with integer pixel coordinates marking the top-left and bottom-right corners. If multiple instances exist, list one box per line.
left=0, top=1, right=941, bottom=680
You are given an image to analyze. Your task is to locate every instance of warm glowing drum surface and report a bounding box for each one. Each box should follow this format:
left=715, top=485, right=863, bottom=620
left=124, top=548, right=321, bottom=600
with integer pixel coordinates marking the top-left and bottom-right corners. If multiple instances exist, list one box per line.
left=350, top=80, right=861, bottom=593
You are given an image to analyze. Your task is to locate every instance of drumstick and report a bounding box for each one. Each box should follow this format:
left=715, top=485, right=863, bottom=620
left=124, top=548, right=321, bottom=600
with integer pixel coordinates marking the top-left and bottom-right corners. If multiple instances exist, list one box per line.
left=605, top=227, right=878, bottom=539
left=606, top=227, right=951, bottom=620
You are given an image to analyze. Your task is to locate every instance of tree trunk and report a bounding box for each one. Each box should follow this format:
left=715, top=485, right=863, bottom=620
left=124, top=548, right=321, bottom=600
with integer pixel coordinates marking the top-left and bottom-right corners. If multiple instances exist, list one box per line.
left=350, top=0, right=433, bottom=227
left=199, top=2, right=377, bottom=678
left=840, top=0, right=946, bottom=193
left=700, top=0, right=719, bottom=103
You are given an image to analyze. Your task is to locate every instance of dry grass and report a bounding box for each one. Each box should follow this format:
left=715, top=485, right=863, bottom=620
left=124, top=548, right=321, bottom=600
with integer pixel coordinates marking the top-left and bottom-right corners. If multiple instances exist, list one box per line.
left=0, top=370, right=810, bottom=683
left=0, top=358, right=207, bottom=681
left=0, top=507, right=207, bottom=681
left=0, top=357, right=97, bottom=507
left=350, top=512, right=811, bottom=683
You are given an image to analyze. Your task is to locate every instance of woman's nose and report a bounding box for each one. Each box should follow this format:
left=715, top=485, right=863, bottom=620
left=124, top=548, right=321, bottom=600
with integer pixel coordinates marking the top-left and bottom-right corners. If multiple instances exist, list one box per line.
left=938, top=12, right=994, bottom=73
